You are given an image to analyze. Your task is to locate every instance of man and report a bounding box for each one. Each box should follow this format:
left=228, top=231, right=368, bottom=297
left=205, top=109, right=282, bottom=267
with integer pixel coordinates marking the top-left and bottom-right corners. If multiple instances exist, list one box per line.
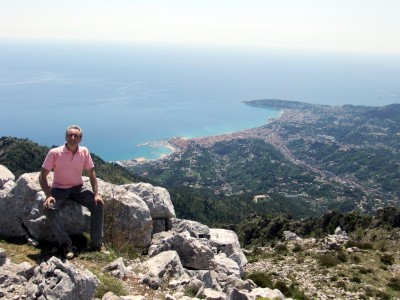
left=39, top=125, right=105, bottom=259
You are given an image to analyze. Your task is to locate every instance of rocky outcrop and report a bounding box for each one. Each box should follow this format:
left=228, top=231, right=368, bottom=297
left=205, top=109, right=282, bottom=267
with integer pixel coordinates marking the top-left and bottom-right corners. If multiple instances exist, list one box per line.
left=0, top=165, right=15, bottom=193
left=0, top=165, right=288, bottom=299
left=0, top=166, right=154, bottom=248
left=97, top=180, right=153, bottom=248
left=123, top=182, right=176, bottom=235
left=0, top=248, right=98, bottom=299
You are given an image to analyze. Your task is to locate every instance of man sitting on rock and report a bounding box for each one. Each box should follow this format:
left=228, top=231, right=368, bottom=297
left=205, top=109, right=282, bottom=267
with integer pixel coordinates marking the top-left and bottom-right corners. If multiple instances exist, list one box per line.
left=39, top=125, right=106, bottom=259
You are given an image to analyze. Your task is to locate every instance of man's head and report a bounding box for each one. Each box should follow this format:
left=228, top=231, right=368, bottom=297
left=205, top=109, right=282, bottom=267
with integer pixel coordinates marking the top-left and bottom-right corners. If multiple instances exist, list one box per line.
left=65, top=125, right=83, bottom=148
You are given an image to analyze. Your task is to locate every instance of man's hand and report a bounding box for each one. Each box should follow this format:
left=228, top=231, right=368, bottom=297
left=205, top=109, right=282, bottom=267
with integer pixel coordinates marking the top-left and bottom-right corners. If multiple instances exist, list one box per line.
left=94, top=194, right=104, bottom=206
left=43, top=196, right=56, bottom=209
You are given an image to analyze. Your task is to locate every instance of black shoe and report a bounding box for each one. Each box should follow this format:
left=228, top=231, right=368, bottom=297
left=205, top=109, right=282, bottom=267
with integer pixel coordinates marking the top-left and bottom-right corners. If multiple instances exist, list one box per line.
left=62, top=241, right=74, bottom=259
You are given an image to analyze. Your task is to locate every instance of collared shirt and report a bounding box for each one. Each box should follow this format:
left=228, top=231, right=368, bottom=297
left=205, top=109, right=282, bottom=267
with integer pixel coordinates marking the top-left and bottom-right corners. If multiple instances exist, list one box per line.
left=42, top=144, right=95, bottom=189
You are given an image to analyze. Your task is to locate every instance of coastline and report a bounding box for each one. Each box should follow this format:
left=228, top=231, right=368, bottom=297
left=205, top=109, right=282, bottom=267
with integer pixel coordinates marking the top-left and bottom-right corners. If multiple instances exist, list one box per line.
left=121, top=101, right=291, bottom=164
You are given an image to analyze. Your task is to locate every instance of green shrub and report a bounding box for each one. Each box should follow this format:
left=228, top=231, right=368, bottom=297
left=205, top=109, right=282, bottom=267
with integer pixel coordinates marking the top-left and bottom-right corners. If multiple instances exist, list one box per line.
left=273, top=281, right=309, bottom=300
left=95, top=273, right=128, bottom=298
left=330, top=275, right=338, bottom=282
left=357, top=267, right=373, bottom=274
left=336, top=251, right=348, bottom=262
left=387, top=277, right=400, bottom=291
left=292, top=243, right=303, bottom=252
left=317, top=254, right=341, bottom=267
left=336, top=281, right=347, bottom=289
left=350, top=254, right=361, bottom=263
left=274, top=280, right=289, bottom=294
left=274, top=243, right=288, bottom=254
left=374, top=240, right=389, bottom=252
left=380, top=254, right=394, bottom=265
left=184, top=284, right=201, bottom=297
left=351, top=276, right=361, bottom=283
left=365, top=287, right=391, bottom=299
left=345, top=240, right=373, bottom=250
left=244, top=272, right=273, bottom=288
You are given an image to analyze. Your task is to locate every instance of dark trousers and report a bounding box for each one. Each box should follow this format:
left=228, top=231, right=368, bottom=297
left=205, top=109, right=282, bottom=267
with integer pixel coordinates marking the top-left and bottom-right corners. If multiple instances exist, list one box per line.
left=44, top=185, right=103, bottom=247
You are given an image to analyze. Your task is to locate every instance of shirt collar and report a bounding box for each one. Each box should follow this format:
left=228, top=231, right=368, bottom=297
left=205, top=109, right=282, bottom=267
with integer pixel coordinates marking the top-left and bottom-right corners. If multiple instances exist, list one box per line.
left=63, top=143, right=79, bottom=153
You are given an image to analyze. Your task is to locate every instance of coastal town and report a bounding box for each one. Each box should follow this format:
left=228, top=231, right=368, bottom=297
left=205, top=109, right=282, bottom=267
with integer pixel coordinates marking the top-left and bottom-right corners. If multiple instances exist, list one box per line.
left=124, top=99, right=400, bottom=216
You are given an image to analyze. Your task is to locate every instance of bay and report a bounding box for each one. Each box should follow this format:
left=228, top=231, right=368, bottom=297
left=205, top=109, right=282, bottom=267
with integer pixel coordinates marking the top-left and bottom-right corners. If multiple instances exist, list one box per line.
left=1, top=40, right=399, bottom=161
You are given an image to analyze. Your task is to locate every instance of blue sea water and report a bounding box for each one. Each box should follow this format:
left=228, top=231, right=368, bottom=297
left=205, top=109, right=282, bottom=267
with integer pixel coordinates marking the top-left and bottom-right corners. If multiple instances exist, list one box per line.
left=1, top=40, right=400, bottom=161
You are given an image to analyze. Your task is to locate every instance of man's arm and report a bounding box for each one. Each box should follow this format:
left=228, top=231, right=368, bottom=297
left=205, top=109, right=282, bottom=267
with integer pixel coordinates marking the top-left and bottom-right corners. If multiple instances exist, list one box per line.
left=39, top=167, right=55, bottom=208
left=87, top=168, right=104, bottom=205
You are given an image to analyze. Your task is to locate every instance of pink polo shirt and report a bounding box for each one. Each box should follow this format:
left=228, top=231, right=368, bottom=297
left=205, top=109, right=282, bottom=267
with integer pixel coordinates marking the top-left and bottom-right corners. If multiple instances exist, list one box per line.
left=42, top=144, right=95, bottom=188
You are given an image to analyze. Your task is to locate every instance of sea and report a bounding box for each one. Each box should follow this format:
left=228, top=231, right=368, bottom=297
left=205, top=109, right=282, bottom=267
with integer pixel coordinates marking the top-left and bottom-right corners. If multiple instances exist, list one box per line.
left=1, top=40, right=400, bottom=161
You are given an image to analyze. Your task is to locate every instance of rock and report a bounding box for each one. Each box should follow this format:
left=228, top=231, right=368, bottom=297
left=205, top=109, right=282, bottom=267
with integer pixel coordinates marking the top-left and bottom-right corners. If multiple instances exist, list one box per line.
left=199, top=288, right=227, bottom=300
left=226, top=287, right=252, bottom=300
left=0, top=258, right=31, bottom=299
left=97, top=180, right=153, bottom=248
left=0, top=171, right=154, bottom=248
left=141, top=250, right=185, bottom=289
left=153, top=218, right=167, bottom=235
left=334, top=226, right=346, bottom=236
left=169, top=218, right=210, bottom=238
left=283, top=231, right=301, bottom=241
left=185, top=269, right=214, bottom=289
left=121, top=296, right=146, bottom=300
left=103, top=291, right=124, bottom=300
left=214, top=253, right=241, bottom=278
left=248, top=287, right=285, bottom=300
left=0, top=248, right=7, bottom=266
left=122, top=182, right=175, bottom=219
left=148, top=232, right=215, bottom=270
left=101, top=257, right=131, bottom=279
left=0, top=165, right=15, bottom=189
left=0, top=172, right=91, bottom=241
left=209, top=229, right=247, bottom=267
left=23, top=256, right=98, bottom=300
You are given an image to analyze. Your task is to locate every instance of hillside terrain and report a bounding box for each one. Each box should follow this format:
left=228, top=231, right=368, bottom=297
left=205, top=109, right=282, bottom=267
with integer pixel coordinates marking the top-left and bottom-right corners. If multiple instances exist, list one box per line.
left=1, top=126, right=400, bottom=299
left=126, top=100, right=400, bottom=221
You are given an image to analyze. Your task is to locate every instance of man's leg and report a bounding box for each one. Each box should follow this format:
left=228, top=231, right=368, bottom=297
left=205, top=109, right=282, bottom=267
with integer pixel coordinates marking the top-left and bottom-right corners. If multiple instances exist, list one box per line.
left=44, top=188, right=71, bottom=246
left=72, top=186, right=104, bottom=248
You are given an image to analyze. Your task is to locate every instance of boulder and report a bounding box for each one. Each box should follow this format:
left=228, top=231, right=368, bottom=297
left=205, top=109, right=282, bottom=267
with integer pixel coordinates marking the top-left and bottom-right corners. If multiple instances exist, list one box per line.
left=0, top=253, right=101, bottom=300
left=97, top=180, right=153, bottom=248
left=209, top=229, right=248, bottom=267
left=141, top=250, right=185, bottom=289
left=169, top=218, right=210, bottom=238
left=148, top=232, right=215, bottom=270
left=214, top=253, right=242, bottom=278
left=198, top=288, right=226, bottom=300
left=122, top=182, right=175, bottom=219
left=248, top=287, right=285, bottom=300
left=0, top=247, right=7, bottom=266
left=0, top=255, right=32, bottom=299
left=283, top=231, right=301, bottom=241
left=185, top=269, right=214, bottom=289
left=101, top=257, right=131, bottom=279
left=102, top=291, right=124, bottom=300
left=0, top=165, right=14, bottom=189
left=0, top=172, right=91, bottom=241
left=226, top=287, right=252, bottom=300
left=0, top=171, right=154, bottom=248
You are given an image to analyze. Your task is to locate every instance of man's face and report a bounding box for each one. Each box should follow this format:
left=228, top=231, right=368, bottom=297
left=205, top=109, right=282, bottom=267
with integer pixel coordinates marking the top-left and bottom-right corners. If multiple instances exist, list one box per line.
left=65, top=129, right=82, bottom=146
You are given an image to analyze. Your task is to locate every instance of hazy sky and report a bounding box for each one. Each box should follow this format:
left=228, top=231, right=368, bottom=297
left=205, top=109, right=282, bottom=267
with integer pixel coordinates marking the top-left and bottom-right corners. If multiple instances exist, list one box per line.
left=1, top=0, right=400, bottom=54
